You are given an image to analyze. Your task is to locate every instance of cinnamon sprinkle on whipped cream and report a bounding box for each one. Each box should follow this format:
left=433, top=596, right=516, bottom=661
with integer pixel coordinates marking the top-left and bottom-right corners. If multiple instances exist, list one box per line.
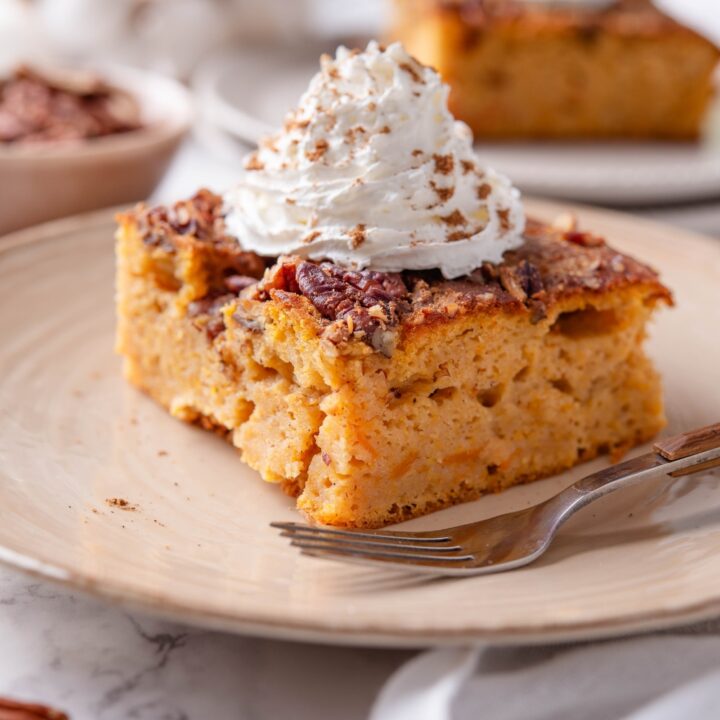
left=224, top=41, right=525, bottom=279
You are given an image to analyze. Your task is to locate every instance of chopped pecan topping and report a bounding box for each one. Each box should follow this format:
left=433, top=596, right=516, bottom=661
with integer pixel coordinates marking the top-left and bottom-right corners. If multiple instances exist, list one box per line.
left=480, top=261, right=500, bottom=282
left=334, top=265, right=408, bottom=302
left=564, top=230, right=605, bottom=248
left=0, top=65, right=141, bottom=144
left=499, top=260, right=544, bottom=302
left=294, top=262, right=407, bottom=353
left=138, top=190, right=225, bottom=245
left=131, top=190, right=667, bottom=352
left=296, top=262, right=365, bottom=317
left=132, top=192, right=267, bottom=282
left=499, top=266, right=526, bottom=302
left=551, top=212, right=578, bottom=233
left=168, top=205, right=194, bottom=234
left=257, top=260, right=301, bottom=296
left=516, top=259, right=545, bottom=297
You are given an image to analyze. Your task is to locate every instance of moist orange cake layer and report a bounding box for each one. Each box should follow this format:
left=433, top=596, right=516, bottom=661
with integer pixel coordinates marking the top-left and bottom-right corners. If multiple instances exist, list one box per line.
left=115, top=191, right=671, bottom=527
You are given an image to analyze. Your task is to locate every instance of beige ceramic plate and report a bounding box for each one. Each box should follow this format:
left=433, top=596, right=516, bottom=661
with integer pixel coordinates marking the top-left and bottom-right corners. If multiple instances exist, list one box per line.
left=1, top=200, right=719, bottom=647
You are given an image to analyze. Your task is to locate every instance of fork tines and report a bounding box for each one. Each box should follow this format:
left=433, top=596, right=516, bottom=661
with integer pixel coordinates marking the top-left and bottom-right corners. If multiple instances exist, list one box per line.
left=270, top=521, right=474, bottom=567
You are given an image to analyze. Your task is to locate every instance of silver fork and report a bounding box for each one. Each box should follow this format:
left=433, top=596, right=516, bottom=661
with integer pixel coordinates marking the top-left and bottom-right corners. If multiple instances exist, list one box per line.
left=272, top=422, right=720, bottom=576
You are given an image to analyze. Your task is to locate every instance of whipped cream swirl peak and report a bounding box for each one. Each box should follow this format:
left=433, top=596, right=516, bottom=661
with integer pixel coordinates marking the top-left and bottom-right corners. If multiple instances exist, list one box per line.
left=224, top=41, right=525, bottom=279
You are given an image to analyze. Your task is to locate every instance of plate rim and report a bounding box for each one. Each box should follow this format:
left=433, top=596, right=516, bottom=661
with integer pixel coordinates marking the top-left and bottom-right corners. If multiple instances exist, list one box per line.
left=3, top=540, right=720, bottom=648
left=2, top=202, right=720, bottom=648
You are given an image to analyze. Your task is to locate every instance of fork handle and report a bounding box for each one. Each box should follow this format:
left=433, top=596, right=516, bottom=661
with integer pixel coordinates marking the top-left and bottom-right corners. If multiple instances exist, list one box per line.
left=653, top=422, right=720, bottom=460
left=550, top=423, right=720, bottom=522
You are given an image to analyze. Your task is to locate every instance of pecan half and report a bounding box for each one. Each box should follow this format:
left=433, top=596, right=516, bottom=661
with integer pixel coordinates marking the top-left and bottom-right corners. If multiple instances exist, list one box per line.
left=319, top=263, right=407, bottom=304
left=295, top=262, right=407, bottom=353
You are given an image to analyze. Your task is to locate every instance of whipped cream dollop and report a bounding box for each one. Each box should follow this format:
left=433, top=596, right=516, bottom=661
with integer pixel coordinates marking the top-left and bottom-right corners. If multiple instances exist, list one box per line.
left=224, top=41, right=525, bottom=279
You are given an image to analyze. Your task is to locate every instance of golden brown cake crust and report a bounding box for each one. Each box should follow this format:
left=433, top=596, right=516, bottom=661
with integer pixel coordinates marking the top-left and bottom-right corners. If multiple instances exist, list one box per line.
left=123, top=190, right=671, bottom=353
left=127, top=189, right=266, bottom=270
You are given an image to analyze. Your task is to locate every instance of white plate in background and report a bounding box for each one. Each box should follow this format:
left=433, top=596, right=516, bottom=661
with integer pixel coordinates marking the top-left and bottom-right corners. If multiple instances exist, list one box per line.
left=193, top=45, right=720, bottom=206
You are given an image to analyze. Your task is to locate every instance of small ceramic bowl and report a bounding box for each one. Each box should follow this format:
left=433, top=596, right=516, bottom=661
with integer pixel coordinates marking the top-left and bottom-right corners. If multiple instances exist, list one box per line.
left=0, top=64, right=193, bottom=236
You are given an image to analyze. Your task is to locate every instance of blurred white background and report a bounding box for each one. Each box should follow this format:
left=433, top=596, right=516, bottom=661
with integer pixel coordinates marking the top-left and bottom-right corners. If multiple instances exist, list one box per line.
left=0, top=0, right=717, bottom=78
left=0, top=0, right=385, bottom=76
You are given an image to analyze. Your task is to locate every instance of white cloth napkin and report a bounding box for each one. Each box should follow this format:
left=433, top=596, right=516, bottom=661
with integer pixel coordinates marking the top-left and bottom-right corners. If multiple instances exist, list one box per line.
left=371, top=622, right=720, bottom=720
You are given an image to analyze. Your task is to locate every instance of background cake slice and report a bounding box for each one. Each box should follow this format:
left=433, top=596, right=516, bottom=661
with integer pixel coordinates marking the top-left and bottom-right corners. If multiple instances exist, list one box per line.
left=116, top=192, right=671, bottom=527
left=391, top=0, right=720, bottom=139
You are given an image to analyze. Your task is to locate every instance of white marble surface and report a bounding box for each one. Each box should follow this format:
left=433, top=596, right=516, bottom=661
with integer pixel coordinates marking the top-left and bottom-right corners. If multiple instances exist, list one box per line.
left=0, top=568, right=411, bottom=719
